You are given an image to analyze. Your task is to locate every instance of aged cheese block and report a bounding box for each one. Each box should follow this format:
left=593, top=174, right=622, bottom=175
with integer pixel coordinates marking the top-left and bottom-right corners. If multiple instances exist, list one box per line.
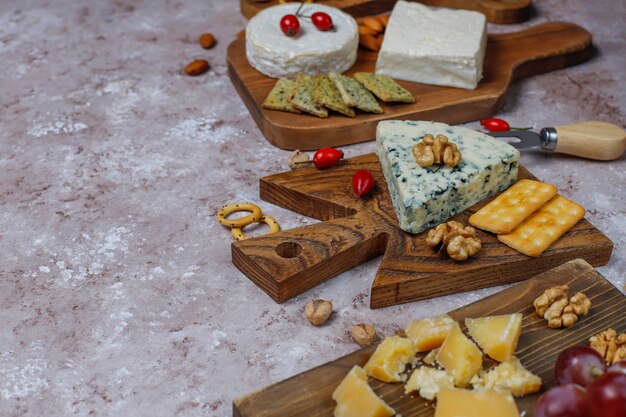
left=434, top=388, right=520, bottom=417
left=245, top=4, right=358, bottom=79
left=436, top=325, right=483, bottom=387
left=332, top=366, right=395, bottom=417
left=376, top=1, right=487, bottom=89
left=405, top=366, right=454, bottom=400
left=465, top=314, right=522, bottom=363
left=471, top=357, right=542, bottom=397
left=405, top=314, right=456, bottom=352
left=364, top=336, right=418, bottom=382
left=376, top=120, right=519, bottom=234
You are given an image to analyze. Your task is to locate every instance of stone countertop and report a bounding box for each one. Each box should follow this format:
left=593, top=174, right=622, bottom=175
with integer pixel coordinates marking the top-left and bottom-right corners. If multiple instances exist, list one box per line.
left=0, top=0, right=624, bottom=416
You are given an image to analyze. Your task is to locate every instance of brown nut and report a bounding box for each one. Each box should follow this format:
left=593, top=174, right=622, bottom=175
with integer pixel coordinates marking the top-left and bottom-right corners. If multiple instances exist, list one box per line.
left=378, top=15, right=389, bottom=28
left=198, top=33, right=216, bottom=49
left=412, top=134, right=462, bottom=168
left=359, top=34, right=380, bottom=52
left=358, top=25, right=378, bottom=36
left=534, top=285, right=591, bottom=328
left=446, top=235, right=481, bottom=261
left=305, top=299, right=333, bottom=326
left=361, top=17, right=383, bottom=33
left=185, top=59, right=210, bottom=76
left=287, top=149, right=310, bottom=169
left=426, top=221, right=479, bottom=261
left=352, top=323, right=377, bottom=347
left=590, top=328, right=626, bottom=365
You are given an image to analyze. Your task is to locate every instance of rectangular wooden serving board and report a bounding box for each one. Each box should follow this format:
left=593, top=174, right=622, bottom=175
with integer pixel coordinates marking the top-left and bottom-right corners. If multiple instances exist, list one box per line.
left=227, top=22, right=592, bottom=150
left=240, top=0, right=533, bottom=24
left=231, top=153, right=613, bottom=308
left=233, top=258, right=626, bottom=417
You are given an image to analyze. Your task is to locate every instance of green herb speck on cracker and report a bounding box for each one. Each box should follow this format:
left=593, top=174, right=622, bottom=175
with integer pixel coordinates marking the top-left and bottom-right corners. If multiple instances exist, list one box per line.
left=313, top=75, right=355, bottom=118
left=354, top=72, right=415, bottom=103
left=290, top=73, right=329, bottom=118
left=328, top=72, right=383, bottom=114
left=262, top=79, right=302, bottom=114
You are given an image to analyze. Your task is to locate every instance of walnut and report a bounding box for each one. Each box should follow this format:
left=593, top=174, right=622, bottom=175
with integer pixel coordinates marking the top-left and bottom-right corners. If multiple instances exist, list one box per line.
left=425, top=221, right=481, bottom=261
left=412, top=134, right=462, bottom=168
left=533, top=286, right=591, bottom=328
left=590, top=328, right=626, bottom=365
left=288, top=149, right=310, bottom=169
left=351, top=323, right=377, bottom=347
left=304, top=299, right=333, bottom=326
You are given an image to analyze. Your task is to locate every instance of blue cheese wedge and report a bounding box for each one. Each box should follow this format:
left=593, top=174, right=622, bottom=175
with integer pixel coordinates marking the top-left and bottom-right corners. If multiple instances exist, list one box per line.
left=376, top=1, right=487, bottom=90
left=376, top=121, right=519, bottom=234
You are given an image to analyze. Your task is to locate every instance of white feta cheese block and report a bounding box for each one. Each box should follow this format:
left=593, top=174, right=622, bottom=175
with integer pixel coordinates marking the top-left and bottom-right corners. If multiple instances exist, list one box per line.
left=376, top=120, right=520, bottom=234
left=375, top=1, right=487, bottom=90
left=245, top=4, right=358, bottom=79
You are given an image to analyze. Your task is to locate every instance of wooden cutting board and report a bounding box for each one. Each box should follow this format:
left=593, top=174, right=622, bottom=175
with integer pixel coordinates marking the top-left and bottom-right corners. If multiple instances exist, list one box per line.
left=240, top=0, right=532, bottom=24
left=227, top=22, right=592, bottom=150
left=233, top=258, right=626, bottom=417
left=231, top=154, right=612, bottom=308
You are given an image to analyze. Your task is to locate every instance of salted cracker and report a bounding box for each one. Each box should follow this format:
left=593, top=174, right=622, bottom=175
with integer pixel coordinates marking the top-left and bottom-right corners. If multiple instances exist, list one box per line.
left=354, top=72, right=415, bottom=103
left=313, top=75, right=355, bottom=117
left=497, top=195, right=586, bottom=257
left=469, top=179, right=558, bottom=234
left=328, top=72, right=383, bottom=114
left=261, top=79, right=302, bottom=114
left=290, top=73, right=329, bottom=118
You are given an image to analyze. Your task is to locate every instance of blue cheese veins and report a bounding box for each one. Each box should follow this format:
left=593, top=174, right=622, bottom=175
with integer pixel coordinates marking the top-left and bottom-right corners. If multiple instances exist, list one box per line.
left=376, top=121, right=520, bottom=234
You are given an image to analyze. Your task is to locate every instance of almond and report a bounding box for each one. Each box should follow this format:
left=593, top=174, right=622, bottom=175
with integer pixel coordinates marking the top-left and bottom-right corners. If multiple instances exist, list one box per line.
left=198, top=33, right=216, bottom=49
left=361, top=16, right=383, bottom=33
left=185, top=59, right=210, bottom=76
left=359, top=34, right=380, bottom=52
left=378, top=15, right=389, bottom=28
left=358, top=25, right=378, bottom=36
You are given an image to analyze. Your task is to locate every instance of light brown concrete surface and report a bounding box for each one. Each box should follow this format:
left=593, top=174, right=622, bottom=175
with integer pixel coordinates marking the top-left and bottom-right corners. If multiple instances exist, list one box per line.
left=0, top=0, right=624, bottom=416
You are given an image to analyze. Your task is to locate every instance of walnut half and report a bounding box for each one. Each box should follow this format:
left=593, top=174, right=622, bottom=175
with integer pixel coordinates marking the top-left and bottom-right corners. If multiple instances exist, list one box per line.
left=533, top=286, right=591, bottom=328
left=590, top=328, right=626, bottom=365
left=425, top=221, right=481, bottom=261
left=412, top=134, right=462, bottom=168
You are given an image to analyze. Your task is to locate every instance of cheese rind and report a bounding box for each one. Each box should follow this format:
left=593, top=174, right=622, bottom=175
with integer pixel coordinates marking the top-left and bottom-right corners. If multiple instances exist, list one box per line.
left=246, top=4, right=358, bottom=79
left=333, top=366, right=395, bottom=417
left=465, top=314, right=522, bottom=363
left=376, top=1, right=487, bottom=90
left=434, top=388, right=520, bottom=417
left=436, top=325, right=483, bottom=387
left=364, top=336, right=418, bottom=382
left=376, top=120, right=520, bottom=234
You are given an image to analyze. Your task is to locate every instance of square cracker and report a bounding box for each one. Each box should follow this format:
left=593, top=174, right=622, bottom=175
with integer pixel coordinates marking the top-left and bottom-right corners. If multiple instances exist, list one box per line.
left=290, top=73, right=329, bottom=118
left=354, top=72, right=415, bottom=103
left=261, top=79, right=302, bottom=114
left=469, top=179, right=558, bottom=234
left=328, top=72, right=383, bottom=114
left=313, top=75, right=355, bottom=117
left=497, top=195, right=586, bottom=257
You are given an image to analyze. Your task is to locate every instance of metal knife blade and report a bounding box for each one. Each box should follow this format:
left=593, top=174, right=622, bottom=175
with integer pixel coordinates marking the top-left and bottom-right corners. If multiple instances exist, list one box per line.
left=488, top=130, right=542, bottom=149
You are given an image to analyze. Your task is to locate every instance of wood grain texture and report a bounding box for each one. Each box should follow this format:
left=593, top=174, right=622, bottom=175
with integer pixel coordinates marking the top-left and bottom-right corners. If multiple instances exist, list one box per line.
left=239, top=0, right=532, bottom=24
left=231, top=154, right=613, bottom=308
left=227, top=22, right=592, bottom=150
left=233, top=259, right=626, bottom=417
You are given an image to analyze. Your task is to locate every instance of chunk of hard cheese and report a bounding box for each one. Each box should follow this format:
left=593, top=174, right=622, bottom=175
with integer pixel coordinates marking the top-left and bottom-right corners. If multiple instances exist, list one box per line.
left=471, top=357, right=542, bottom=397
left=364, top=336, right=417, bottom=382
left=405, top=314, right=456, bottom=352
left=405, top=366, right=454, bottom=400
left=465, top=313, right=522, bottom=363
left=376, top=120, right=519, bottom=234
left=436, top=325, right=483, bottom=387
left=333, top=366, right=395, bottom=417
left=434, top=388, right=520, bottom=417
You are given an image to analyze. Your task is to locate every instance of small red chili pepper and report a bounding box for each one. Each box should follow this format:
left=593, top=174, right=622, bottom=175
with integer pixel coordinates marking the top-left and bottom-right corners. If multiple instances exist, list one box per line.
left=352, top=169, right=375, bottom=197
left=313, top=147, right=344, bottom=169
left=481, top=118, right=532, bottom=132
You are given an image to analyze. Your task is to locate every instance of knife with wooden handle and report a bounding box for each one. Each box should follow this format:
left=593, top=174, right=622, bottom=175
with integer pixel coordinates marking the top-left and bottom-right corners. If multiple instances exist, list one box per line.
left=489, top=121, right=626, bottom=160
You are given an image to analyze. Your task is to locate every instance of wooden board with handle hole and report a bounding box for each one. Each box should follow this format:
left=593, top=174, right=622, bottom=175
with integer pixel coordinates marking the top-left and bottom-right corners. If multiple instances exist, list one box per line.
left=240, top=0, right=533, bottom=24
left=231, top=153, right=612, bottom=308
left=233, top=258, right=626, bottom=417
left=227, top=22, right=592, bottom=150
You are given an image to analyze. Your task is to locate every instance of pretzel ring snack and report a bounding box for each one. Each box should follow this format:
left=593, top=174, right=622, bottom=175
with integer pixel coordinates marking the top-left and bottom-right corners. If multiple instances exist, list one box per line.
left=217, top=203, right=262, bottom=228
left=231, top=215, right=280, bottom=241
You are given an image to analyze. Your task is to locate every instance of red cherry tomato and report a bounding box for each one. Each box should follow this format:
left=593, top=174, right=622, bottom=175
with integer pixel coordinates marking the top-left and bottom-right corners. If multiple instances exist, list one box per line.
left=587, top=372, right=626, bottom=417
left=481, top=118, right=510, bottom=132
left=312, top=147, right=344, bottom=169
left=352, top=169, right=375, bottom=197
left=280, top=14, right=300, bottom=37
left=312, top=12, right=333, bottom=31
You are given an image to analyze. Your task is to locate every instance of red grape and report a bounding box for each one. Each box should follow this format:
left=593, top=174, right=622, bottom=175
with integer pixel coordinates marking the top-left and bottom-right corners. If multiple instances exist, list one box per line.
left=587, top=372, right=626, bottom=417
left=555, top=346, right=607, bottom=387
left=311, top=12, right=333, bottom=31
left=608, top=360, right=626, bottom=375
left=535, top=384, right=590, bottom=417
left=280, top=14, right=300, bottom=37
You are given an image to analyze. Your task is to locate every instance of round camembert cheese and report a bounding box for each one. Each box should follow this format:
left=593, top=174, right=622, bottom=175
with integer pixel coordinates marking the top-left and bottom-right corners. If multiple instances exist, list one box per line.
left=245, top=3, right=358, bottom=79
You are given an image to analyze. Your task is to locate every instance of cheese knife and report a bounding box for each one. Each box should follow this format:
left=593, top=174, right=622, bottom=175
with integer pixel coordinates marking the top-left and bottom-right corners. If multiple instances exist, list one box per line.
left=488, top=121, right=626, bottom=161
